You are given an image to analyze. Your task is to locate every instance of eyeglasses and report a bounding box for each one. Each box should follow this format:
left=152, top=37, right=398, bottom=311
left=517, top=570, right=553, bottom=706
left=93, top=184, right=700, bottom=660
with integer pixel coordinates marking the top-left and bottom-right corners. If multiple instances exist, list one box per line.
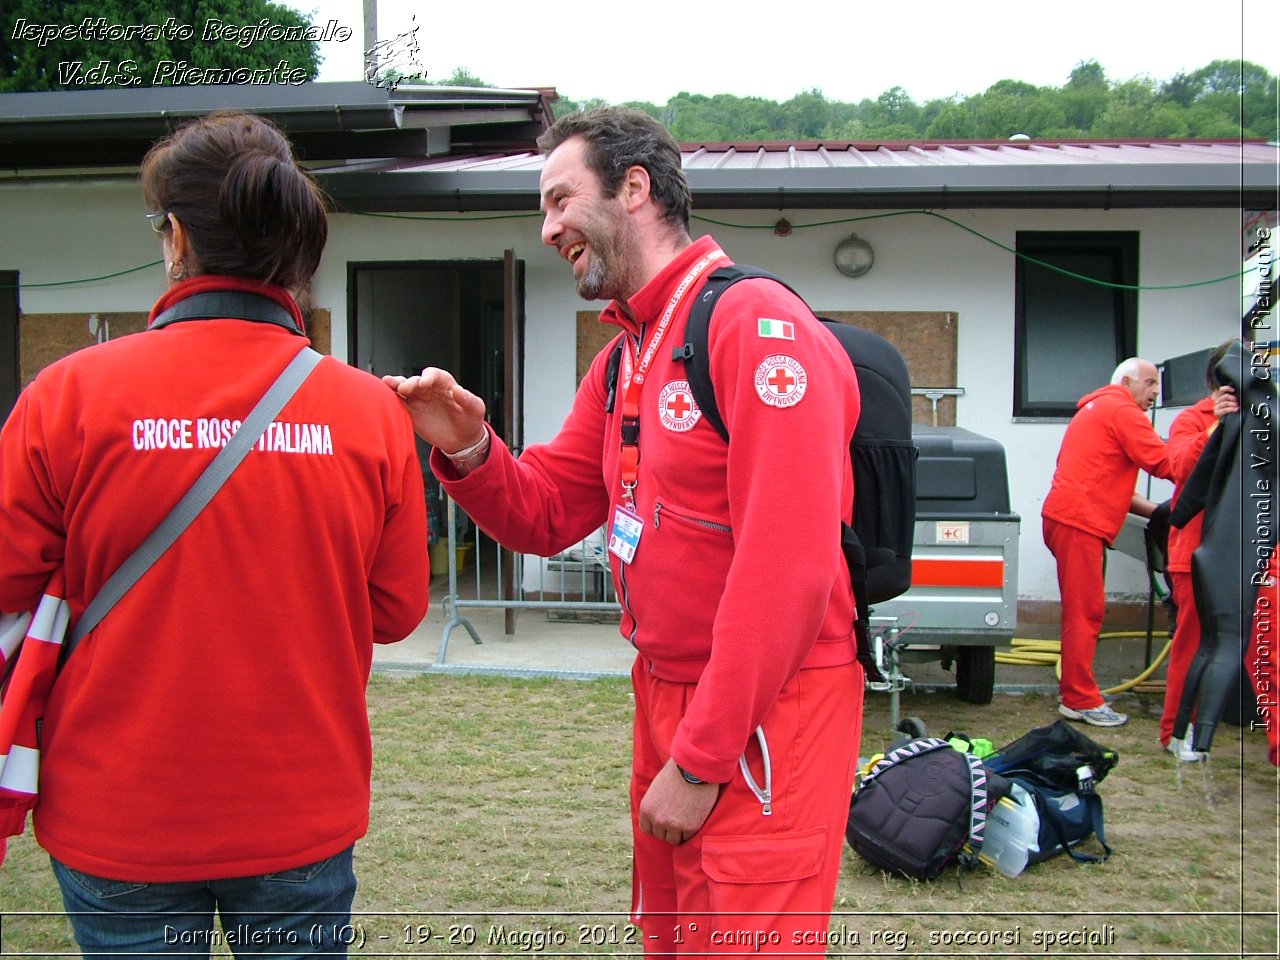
left=145, top=211, right=170, bottom=234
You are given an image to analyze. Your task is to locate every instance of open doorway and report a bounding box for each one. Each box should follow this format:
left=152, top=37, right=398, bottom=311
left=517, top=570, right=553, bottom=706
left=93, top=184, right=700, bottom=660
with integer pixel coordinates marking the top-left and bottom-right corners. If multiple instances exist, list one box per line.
left=348, top=257, right=524, bottom=444
left=348, top=255, right=526, bottom=625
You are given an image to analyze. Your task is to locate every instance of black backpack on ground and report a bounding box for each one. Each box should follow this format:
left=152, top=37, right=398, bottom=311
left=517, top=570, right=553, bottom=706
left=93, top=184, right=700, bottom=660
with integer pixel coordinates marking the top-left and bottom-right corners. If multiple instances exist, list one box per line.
left=845, top=737, right=1006, bottom=880
left=606, top=264, right=917, bottom=678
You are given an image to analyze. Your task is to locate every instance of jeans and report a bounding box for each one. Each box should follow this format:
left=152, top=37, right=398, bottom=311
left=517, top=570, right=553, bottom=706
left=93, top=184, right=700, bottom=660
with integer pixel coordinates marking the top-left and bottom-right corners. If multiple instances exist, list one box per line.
left=51, top=846, right=356, bottom=959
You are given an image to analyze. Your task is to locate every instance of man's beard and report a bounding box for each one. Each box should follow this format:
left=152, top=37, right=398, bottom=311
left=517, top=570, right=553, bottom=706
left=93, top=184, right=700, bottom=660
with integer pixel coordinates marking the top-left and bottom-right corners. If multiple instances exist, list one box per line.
left=574, top=215, right=639, bottom=302
left=576, top=255, right=610, bottom=301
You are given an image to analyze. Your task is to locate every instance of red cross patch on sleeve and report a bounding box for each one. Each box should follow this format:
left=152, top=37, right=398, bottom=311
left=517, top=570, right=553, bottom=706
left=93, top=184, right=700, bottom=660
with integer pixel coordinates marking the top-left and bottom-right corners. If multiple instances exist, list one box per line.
left=754, top=355, right=808, bottom=408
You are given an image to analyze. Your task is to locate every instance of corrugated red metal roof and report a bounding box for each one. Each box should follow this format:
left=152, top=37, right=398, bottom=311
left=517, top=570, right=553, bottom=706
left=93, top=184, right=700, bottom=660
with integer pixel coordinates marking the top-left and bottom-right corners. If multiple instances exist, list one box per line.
left=387, top=139, right=1273, bottom=174
left=313, top=138, right=1277, bottom=212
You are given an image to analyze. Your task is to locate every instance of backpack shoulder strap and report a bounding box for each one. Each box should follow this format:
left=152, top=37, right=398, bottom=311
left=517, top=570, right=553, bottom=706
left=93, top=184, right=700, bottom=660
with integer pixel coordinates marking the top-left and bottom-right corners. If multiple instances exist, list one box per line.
left=672, top=264, right=799, bottom=442
left=603, top=334, right=626, bottom=415
left=962, top=751, right=991, bottom=863
left=1049, top=791, right=1111, bottom=863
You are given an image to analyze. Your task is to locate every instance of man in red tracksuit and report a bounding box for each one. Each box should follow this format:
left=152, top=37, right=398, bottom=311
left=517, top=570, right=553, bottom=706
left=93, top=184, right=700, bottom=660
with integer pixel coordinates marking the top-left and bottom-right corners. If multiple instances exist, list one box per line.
left=1043, top=358, right=1174, bottom=727
left=1159, top=343, right=1239, bottom=760
left=388, top=108, right=862, bottom=955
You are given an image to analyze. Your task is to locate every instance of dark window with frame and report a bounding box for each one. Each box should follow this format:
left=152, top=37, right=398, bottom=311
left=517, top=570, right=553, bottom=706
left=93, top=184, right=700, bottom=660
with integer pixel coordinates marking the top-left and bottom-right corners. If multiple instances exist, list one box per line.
left=0, top=270, right=16, bottom=418
left=1014, top=231, right=1138, bottom=418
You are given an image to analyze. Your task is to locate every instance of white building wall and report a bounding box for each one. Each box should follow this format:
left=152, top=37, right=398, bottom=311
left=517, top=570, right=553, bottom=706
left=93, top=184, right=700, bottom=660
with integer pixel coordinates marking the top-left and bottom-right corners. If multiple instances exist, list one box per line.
left=686, top=206, right=1241, bottom=602
left=0, top=180, right=1243, bottom=604
left=2, top=176, right=167, bottom=314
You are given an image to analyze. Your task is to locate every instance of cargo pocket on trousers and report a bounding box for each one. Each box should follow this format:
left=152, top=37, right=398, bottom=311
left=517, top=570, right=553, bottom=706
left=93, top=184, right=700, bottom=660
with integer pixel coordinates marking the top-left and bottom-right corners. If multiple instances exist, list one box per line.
left=701, top=827, right=826, bottom=885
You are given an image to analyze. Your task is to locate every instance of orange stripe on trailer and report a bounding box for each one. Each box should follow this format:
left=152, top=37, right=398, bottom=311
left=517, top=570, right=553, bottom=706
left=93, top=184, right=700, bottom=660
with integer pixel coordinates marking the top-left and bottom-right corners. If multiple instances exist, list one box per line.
left=911, top=557, right=1005, bottom=588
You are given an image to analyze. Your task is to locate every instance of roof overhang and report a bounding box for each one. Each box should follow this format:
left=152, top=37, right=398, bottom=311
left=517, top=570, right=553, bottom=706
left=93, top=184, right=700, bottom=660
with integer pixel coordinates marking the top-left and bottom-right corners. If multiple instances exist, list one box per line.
left=316, top=140, right=1279, bottom=213
left=0, top=82, right=556, bottom=167
left=2, top=89, right=1274, bottom=212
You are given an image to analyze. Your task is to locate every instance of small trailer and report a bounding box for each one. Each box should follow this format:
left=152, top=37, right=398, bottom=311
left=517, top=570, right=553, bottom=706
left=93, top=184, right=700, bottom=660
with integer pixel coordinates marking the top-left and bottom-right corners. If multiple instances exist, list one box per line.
left=870, top=425, right=1021, bottom=705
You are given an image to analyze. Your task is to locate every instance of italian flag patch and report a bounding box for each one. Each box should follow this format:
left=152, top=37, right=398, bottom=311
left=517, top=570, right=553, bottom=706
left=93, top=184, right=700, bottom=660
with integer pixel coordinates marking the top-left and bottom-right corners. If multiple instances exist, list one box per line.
left=757, top=318, right=795, bottom=341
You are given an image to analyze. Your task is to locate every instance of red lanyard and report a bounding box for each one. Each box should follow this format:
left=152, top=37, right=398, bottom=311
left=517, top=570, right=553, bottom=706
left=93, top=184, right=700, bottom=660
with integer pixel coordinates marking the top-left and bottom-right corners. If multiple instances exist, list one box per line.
left=618, top=247, right=726, bottom=508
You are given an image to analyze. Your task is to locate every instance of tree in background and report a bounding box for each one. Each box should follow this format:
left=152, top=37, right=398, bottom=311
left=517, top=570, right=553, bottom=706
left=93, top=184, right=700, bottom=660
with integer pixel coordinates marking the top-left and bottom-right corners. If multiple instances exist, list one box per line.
left=1, top=0, right=320, bottom=92
left=553, top=57, right=1278, bottom=143
left=427, top=66, right=491, bottom=88
left=1059, top=59, right=1111, bottom=133
left=1167, top=59, right=1278, bottom=138
left=422, top=55, right=1276, bottom=143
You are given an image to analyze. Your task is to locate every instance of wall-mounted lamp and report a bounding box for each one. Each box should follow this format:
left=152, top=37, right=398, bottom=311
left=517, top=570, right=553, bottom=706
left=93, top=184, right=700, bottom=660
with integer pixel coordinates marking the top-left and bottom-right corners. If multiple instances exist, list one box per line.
left=834, top=233, right=874, bottom=278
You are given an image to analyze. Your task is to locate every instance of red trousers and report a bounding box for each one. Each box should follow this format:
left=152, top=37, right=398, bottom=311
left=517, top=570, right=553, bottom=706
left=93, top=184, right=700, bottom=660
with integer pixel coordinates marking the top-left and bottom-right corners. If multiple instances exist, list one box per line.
left=629, top=657, right=862, bottom=957
left=1159, top=571, right=1200, bottom=745
left=1248, top=553, right=1279, bottom=766
left=1043, top=517, right=1108, bottom=710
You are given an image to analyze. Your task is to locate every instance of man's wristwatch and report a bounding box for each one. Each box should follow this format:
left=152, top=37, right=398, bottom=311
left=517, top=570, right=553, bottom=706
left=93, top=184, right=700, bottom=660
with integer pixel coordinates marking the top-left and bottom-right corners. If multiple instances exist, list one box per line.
left=676, top=764, right=705, bottom=785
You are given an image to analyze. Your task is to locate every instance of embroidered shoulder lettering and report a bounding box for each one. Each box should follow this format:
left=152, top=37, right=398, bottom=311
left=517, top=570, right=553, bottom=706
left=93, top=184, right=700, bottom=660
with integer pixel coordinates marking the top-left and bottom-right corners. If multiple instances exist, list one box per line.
left=133, top=417, right=334, bottom=455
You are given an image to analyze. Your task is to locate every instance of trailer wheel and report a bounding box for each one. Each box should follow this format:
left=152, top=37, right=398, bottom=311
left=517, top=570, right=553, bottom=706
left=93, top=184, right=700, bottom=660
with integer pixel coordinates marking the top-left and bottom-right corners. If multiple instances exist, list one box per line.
left=955, top=645, right=995, bottom=704
left=896, top=716, right=928, bottom=740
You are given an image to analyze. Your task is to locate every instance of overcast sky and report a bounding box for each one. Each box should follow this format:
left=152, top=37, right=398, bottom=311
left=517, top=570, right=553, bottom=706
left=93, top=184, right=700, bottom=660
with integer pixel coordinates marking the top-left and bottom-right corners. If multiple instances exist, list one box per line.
left=294, top=0, right=1276, bottom=106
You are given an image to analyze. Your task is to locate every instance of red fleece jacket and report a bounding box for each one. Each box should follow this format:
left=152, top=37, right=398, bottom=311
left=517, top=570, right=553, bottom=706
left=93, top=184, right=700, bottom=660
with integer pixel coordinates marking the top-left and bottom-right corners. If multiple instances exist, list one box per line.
left=1042, top=383, right=1173, bottom=542
left=433, top=236, right=860, bottom=783
left=0, top=277, right=428, bottom=881
left=1165, top=396, right=1218, bottom=574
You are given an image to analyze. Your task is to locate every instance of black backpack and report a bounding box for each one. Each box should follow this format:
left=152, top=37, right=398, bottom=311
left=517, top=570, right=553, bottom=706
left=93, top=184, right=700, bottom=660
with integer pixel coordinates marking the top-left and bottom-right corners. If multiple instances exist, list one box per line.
left=845, top=737, right=1004, bottom=880
left=606, top=265, right=917, bottom=677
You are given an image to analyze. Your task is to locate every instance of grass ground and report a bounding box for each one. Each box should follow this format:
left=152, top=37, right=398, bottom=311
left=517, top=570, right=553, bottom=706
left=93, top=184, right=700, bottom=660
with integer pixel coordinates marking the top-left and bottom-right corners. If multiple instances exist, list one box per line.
left=1, top=672, right=1276, bottom=958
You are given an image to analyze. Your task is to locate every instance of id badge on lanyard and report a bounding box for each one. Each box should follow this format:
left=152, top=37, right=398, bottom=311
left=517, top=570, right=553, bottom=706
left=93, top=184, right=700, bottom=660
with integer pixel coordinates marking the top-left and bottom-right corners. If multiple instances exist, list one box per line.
left=608, top=247, right=725, bottom=565
left=608, top=504, right=644, bottom=565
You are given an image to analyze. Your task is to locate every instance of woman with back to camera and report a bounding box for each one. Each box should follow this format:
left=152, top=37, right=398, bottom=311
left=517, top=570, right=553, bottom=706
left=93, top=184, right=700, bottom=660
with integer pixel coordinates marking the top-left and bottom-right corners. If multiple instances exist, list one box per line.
left=0, top=111, right=429, bottom=956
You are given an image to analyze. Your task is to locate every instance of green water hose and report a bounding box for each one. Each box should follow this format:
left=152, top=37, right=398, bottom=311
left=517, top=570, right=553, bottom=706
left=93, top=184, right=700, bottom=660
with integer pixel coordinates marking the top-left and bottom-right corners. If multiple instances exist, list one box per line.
left=994, top=631, right=1174, bottom=695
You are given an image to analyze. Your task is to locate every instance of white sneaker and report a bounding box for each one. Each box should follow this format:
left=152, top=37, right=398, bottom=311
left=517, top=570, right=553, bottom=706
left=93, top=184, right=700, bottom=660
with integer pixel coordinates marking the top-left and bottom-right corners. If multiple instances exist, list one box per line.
left=1059, top=702, right=1129, bottom=727
left=1166, top=725, right=1206, bottom=763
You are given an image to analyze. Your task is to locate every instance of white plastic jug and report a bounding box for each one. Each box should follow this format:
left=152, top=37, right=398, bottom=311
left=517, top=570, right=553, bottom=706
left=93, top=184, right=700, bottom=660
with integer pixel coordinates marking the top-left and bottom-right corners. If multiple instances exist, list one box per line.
left=980, top=781, right=1040, bottom=877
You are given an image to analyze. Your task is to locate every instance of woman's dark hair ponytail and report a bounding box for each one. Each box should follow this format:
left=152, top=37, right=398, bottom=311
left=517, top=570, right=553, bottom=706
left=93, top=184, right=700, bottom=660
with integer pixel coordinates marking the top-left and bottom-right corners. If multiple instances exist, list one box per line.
left=142, top=111, right=328, bottom=289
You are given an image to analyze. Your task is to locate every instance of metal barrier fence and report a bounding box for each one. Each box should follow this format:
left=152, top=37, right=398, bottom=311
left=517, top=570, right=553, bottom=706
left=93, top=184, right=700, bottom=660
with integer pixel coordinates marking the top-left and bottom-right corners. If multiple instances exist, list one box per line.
left=435, top=495, right=622, bottom=663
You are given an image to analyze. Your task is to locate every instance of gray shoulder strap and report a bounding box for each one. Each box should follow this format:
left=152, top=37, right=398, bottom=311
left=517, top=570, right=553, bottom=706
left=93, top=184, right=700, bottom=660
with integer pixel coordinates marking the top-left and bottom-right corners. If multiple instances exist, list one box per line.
left=62, top=347, right=323, bottom=659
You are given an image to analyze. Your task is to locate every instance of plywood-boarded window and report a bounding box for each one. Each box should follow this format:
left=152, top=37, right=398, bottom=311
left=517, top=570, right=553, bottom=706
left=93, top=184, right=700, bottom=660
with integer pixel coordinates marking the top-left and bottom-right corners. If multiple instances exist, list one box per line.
left=18, top=308, right=332, bottom=388
left=576, top=311, right=620, bottom=384
left=575, top=309, right=958, bottom=426
left=823, top=310, right=958, bottom=426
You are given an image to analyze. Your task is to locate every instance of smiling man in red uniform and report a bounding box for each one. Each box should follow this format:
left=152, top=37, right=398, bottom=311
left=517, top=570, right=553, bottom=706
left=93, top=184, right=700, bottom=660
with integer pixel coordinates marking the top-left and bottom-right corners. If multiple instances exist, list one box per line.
left=1043, top=358, right=1174, bottom=727
left=387, top=107, right=862, bottom=955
